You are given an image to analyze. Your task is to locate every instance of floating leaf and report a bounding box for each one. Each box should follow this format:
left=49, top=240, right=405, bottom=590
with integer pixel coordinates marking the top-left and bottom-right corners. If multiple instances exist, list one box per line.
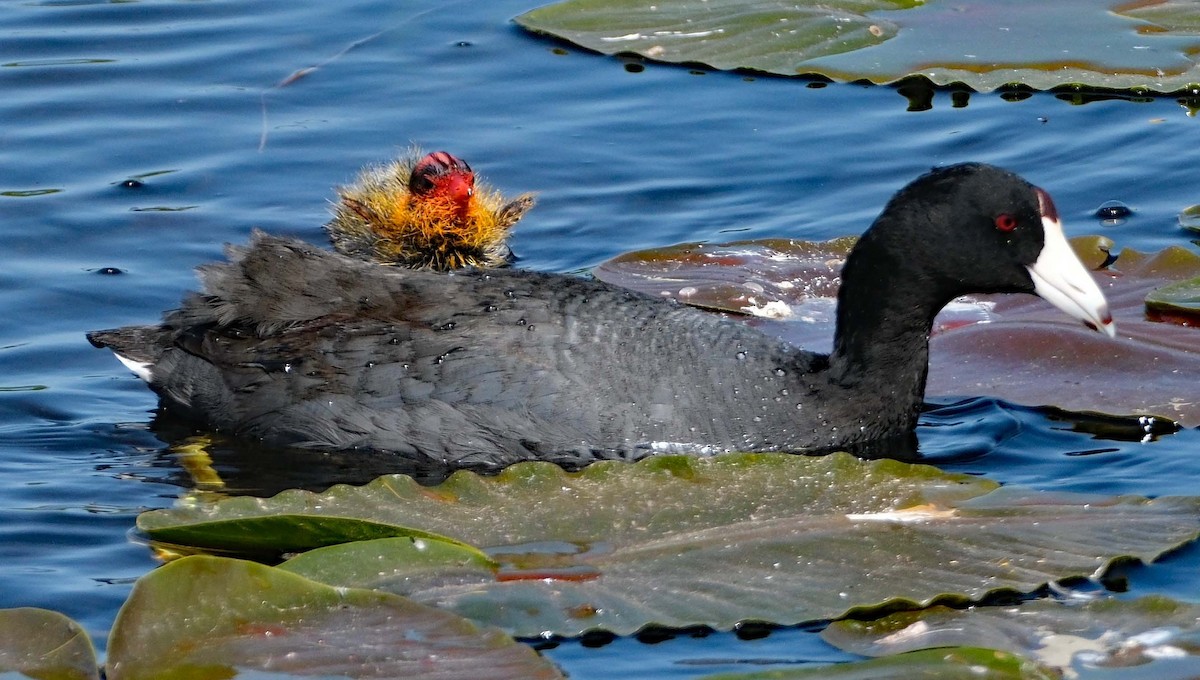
left=281, top=536, right=498, bottom=587
left=105, top=555, right=563, bottom=680
left=518, top=1, right=917, bottom=74
left=1179, top=204, right=1200, bottom=233
left=140, top=453, right=988, bottom=552
left=699, top=646, right=1056, bottom=680
left=594, top=237, right=852, bottom=319
left=1146, top=276, right=1200, bottom=320
left=143, top=510, right=487, bottom=562
left=141, top=453, right=1200, bottom=638
left=597, top=236, right=1200, bottom=426
left=929, top=241, right=1200, bottom=425
left=516, top=0, right=1200, bottom=93
left=279, top=537, right=502, bottom=623
left=822, top=596, right=1200, bottom=674
left=0, top=608, right=99, bottom=680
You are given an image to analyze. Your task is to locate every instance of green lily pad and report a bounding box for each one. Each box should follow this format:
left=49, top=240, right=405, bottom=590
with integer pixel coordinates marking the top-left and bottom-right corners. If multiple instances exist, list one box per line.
left=699, top=646, right=1056, bottom=680
left=822, top=596, right=1200, bottom=674
left=140, top=453, right=1200, bottom=638
left=281, top=536, right=498, bottom=588
left=518, top=1, right=918, bottom=74
left=1146, top=276, right=1200, bottom=320
left=143, top=509, right=488, bottom=562
left=0, top=608, right=99, bottom=680
left=516, top=0, right=1200, bottom=93
left=105, top=555, right=563, bottom=680
left=1178, top=204, right=1200, bottom=233
left=597, top=236, right=1200, bottom=426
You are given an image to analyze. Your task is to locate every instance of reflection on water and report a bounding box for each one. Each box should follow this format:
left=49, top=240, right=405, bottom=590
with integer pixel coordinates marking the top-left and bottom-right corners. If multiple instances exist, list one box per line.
left=148, top=412, right=462, bottom=494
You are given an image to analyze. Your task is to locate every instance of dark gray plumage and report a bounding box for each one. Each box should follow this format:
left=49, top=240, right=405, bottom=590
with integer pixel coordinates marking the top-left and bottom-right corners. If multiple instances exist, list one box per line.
left=88, top=163, right=1113, bottom=469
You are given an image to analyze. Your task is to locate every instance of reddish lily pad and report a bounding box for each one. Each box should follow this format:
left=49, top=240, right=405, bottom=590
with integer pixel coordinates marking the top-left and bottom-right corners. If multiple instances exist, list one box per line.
left=516, top=0, right=1200, bottom=93
left=105, top=555, right=563, bottom=680
left=0, top=607, right=99, bottom=680
left=929, top=240, right=1200, bottom=424
left=593, top=237, right=853, bottom=320
left=140, top=453, right=1200, bottom=638
left=596, top=236, right=1200, bottom=425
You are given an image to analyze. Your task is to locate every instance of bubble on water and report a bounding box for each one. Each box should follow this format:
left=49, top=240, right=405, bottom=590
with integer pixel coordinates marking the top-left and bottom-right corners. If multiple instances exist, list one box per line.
left=1094, top=200, right=1133, bottom=225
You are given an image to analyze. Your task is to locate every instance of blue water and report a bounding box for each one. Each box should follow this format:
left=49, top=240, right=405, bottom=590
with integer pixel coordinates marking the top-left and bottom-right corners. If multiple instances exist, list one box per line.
left=2, top=0, right=1199, bottom=676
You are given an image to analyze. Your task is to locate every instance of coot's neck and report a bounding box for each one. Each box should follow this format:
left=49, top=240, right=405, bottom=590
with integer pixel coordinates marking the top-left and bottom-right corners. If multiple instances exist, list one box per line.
left=827, top=222, right=951, bottom=429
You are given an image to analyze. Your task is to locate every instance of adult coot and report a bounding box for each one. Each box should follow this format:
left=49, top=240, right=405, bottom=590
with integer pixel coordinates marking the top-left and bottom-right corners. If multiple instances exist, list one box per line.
left=326, top=149, right=535, bottom=270
left=88, top=163, right=1113, bottom=469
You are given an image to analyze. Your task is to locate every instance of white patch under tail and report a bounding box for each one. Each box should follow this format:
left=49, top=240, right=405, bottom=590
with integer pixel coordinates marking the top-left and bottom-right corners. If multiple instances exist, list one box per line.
left=113, top=352, right=154, bottom=383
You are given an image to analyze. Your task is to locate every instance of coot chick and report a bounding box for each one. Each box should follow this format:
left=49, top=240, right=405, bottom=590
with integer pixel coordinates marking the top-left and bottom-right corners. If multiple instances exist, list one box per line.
left=326, top=150, right=535, bottom=270
left=88, top=163, right=1113, bottom=469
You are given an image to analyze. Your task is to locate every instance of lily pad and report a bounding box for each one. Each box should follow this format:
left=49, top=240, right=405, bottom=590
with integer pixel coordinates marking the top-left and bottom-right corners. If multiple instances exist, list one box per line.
left=516, top=0, right=1200, bottom=93
left=281, top=536, right=498, bottom=593
left=699, top=646, right=1056, bottom=680
left=1146, top=275, right=1200, bottom=320
left=518, top=1, right=918, bottom=74
left=105, top=555, right=563, bottom=680
left=143, top=509, right=489, bottom=562
left=0, top=608, right=99, bottom=680
left=822, top=596, right=1200, bottom=674
left=1179, top=204, right=1200, bottom=232
left=140, top=453, right=1200, bottom=638
left=593, top=237, right=852, bottom=319
left=929, top=240, right=1200, bottom=424
left=596, top=236, right=1200, bottom=426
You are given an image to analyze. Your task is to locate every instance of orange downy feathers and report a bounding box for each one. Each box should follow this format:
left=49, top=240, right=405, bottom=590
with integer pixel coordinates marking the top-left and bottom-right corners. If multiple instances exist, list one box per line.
left=326, top=149, right=535, bottom=271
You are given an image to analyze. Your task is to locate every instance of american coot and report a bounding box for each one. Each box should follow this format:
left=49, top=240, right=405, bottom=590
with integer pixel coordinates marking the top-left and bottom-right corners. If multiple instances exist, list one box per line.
left=326, top=150, right=535, bottom=270
left=88, top=163, right=1113, bottom=469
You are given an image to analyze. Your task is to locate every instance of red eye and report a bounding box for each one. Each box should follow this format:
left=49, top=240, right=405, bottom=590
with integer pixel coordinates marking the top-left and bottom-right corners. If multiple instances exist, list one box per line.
left=995, top=214, right=1017, bottom=232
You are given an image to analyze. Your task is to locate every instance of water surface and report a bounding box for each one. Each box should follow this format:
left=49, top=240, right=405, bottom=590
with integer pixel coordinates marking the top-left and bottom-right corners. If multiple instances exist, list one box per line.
left=2, top=0, right=1199, bottom=676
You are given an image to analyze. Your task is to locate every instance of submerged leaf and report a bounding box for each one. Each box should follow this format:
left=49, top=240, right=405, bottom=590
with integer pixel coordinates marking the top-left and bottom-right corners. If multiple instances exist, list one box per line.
left=105, top=555, right=562, bottom=680
left=516, top=0, right=1200, bottom=93
left=0, top=607, right=99, bottom=680
left=822, top=596, right=1200, bottom=674
left=141, top=453, right=1200, bottom=638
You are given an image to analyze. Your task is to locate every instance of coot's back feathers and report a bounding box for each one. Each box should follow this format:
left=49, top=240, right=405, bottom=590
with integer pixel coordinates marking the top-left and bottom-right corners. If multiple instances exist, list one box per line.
left=88, top=163, right=1113, bottom=469
left=97, top=233, right=834, bottom=467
